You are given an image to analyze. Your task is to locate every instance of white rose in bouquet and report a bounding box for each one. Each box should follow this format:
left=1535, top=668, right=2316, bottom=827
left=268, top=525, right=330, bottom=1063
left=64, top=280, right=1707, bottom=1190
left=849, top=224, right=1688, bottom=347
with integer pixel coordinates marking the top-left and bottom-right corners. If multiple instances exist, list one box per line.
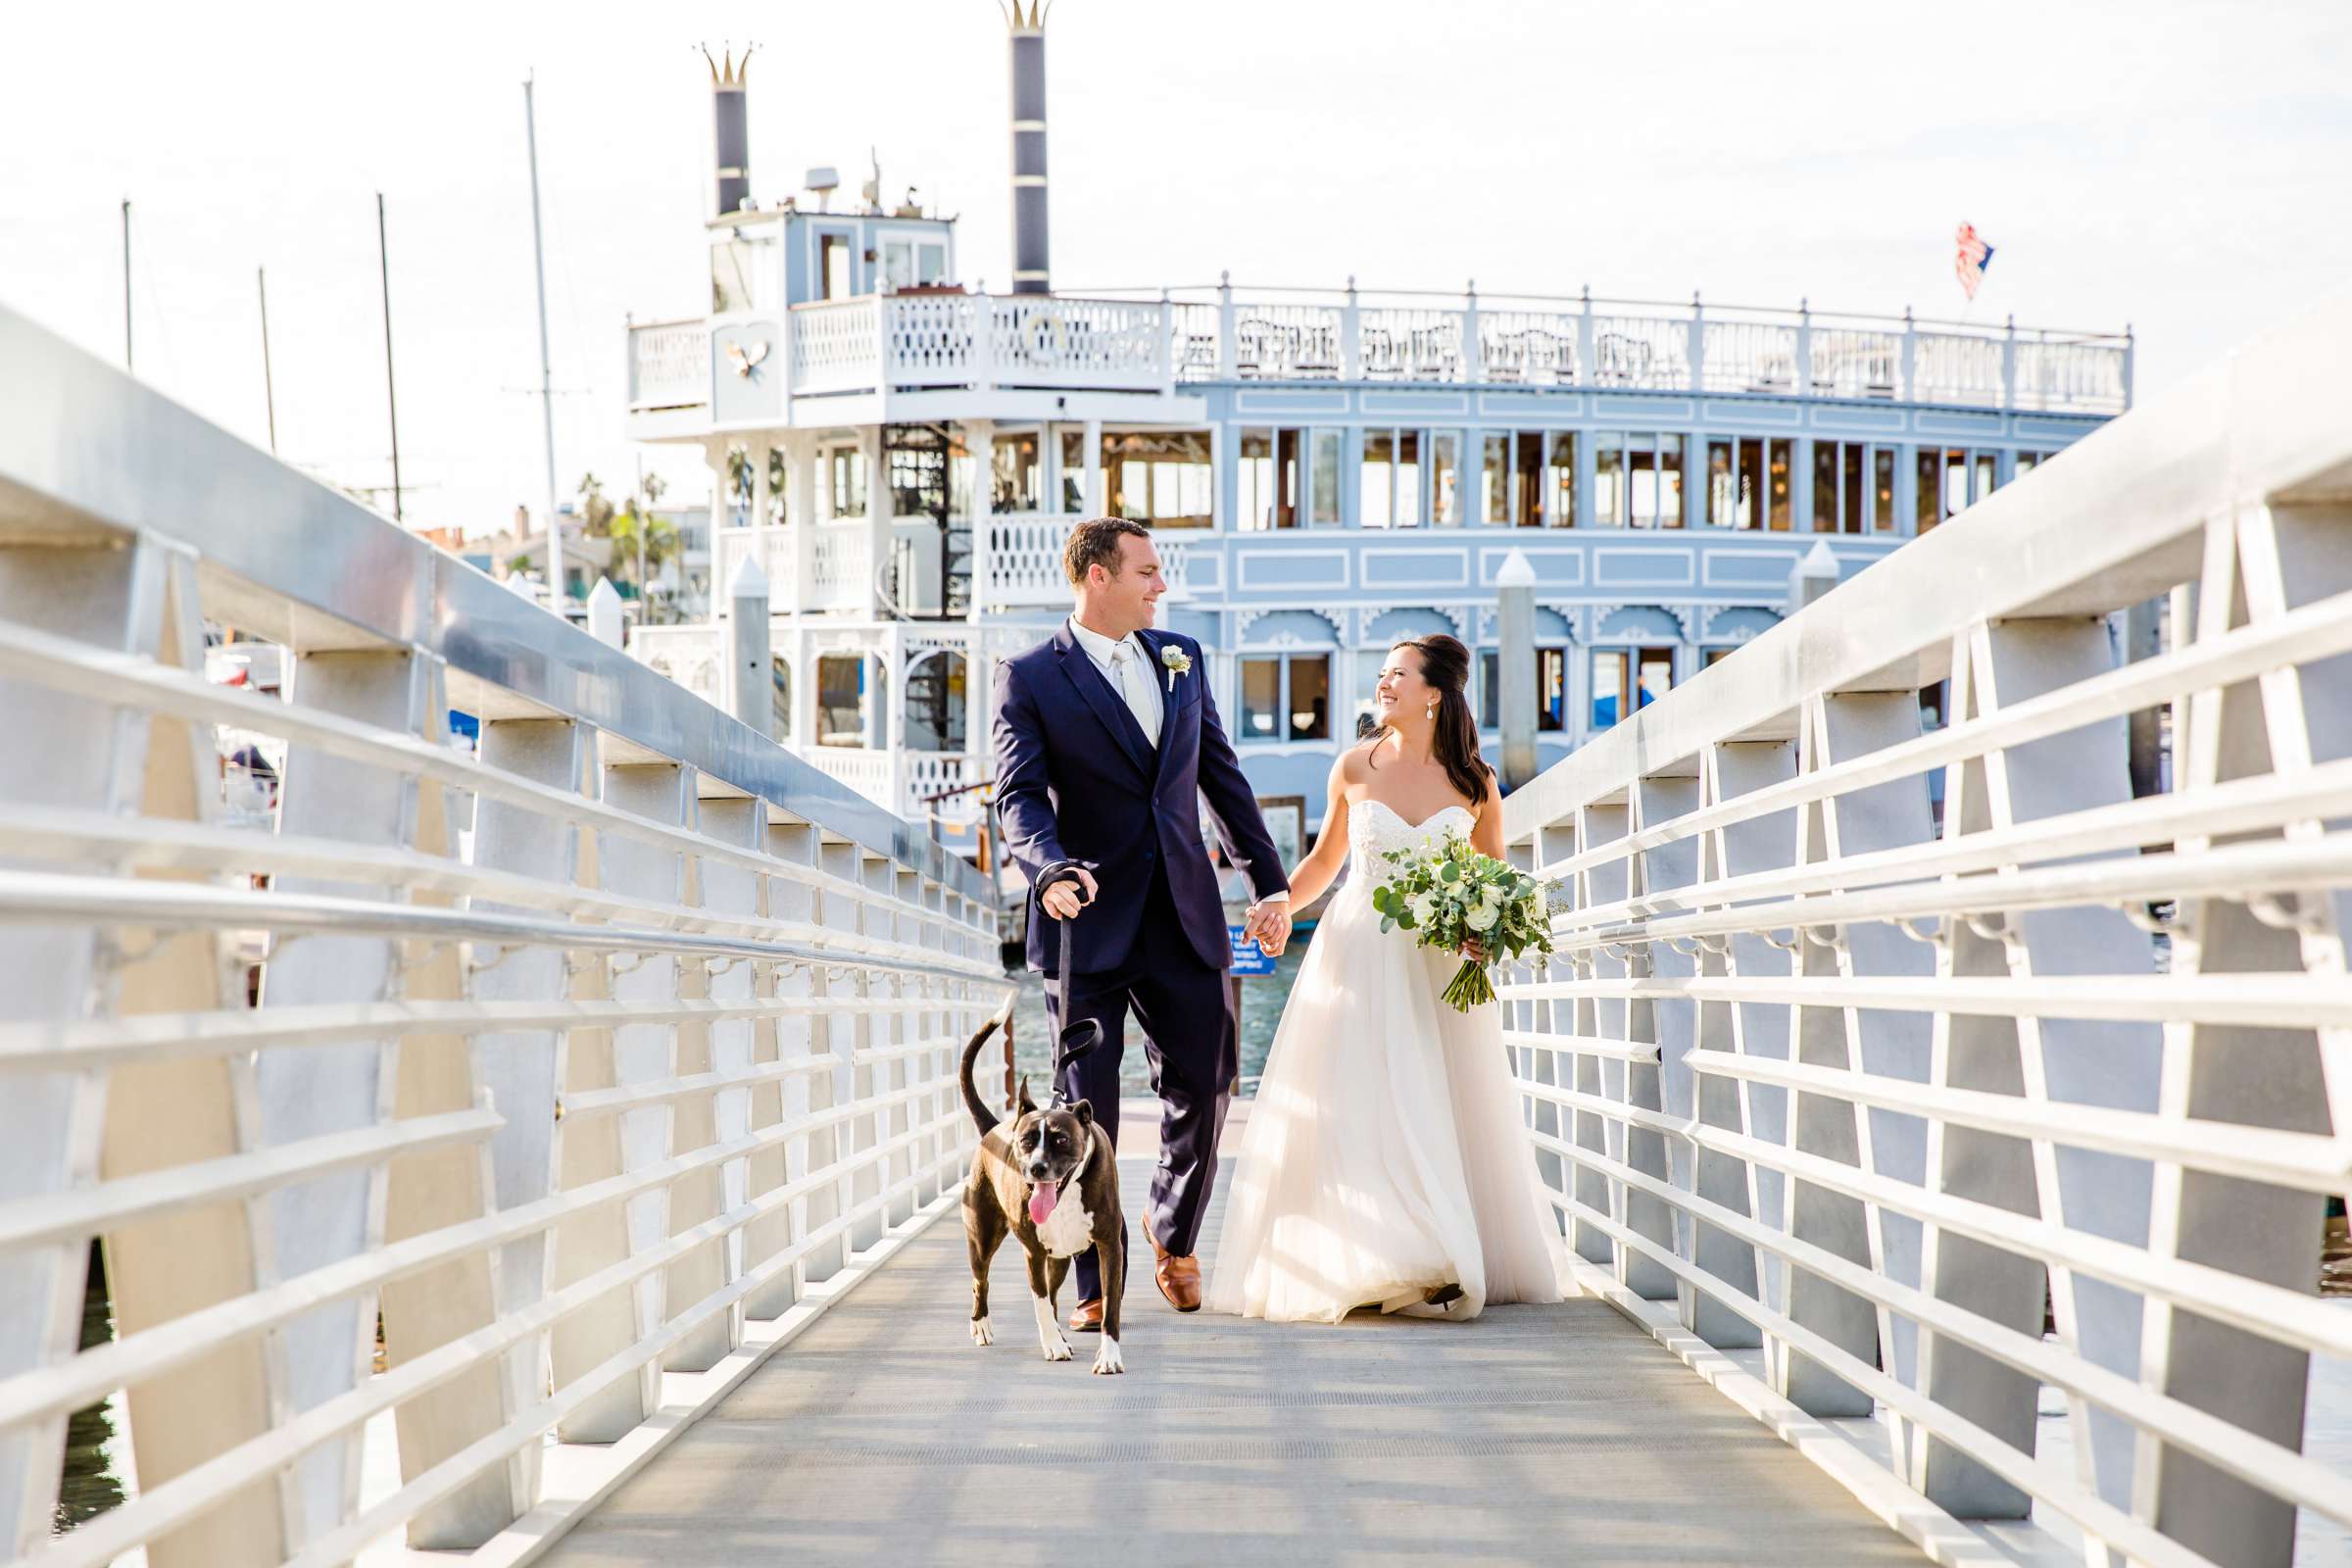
left=1465, top=902, right=1500, bottom=933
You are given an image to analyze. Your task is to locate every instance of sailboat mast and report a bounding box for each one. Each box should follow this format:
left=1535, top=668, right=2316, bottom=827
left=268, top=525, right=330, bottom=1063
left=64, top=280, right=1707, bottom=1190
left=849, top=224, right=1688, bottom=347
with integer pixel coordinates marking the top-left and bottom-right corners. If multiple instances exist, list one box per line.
left=524, top=73, right=562, bottom=609
left=376, top=191, right=404, bottom=521
left=258, top=267, right=278, bottom=455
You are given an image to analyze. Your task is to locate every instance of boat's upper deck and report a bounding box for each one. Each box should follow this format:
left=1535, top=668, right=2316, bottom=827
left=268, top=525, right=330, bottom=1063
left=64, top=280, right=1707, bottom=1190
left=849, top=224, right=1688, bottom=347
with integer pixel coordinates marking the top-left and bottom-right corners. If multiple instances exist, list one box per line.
left=625, top=275, right=2131, bottom=439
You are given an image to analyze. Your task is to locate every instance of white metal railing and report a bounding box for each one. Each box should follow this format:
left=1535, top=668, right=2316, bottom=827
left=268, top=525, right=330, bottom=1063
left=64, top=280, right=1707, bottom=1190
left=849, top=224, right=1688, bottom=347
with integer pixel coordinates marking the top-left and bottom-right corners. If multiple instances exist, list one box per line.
left=808, top=521, right=871, bottom=613
left=804, top=745, right=893, bottom=807
left=1498, top=284, right=2352, bottom=1568
left=1912, top=330, right=2006, bottom=408
left=979, top=513, right=1192, bottom=611
left=713, top=526, right=797, bottom=612
left=629, top=621, right=724, bottom=706
left=790, top=297, right=882, bottom=396
left=637, top=285, right=2132, bottom=414
left=1478, top=308, right=1581, bottom=386
left=0, top=304, right=1012, bottom=1567
left=625, top=318, right=710, bottom=411
left=1086, top=284, right=2132, bottom=412
left=988, top=296, right=1168, bottom=389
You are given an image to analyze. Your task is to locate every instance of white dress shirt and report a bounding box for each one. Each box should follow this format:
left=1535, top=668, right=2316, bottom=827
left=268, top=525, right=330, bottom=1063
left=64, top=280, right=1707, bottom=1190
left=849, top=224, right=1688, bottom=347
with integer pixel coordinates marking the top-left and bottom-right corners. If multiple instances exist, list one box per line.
left=1068, top=616, right=1163, bottom=748
left=1065, top=617, right=1286, bottom=907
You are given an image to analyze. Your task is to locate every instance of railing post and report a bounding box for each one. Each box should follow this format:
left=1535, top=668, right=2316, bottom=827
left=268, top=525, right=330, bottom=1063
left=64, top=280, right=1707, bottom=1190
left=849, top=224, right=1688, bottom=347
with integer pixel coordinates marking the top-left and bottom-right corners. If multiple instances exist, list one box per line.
left=1217, top=270, right=1237, bottom=379
left=1912, top=617, right=2162, bottom=1519
left=265, top=647, right=481, bottom=1542
left=1795, top=296, right=1814, bottom=396
left=728, top=551, right=771, bottom=738
left=1625, top=775, right=1697, bottom=1303
left=789, top=430, right=817, bottom=618
left=970, top=294, right=997, bottom=395
left=1340, top=275, right=1361, bottom=381
left=1899, top=305, right=1917, bottom=401
left=2001, top=315, right=2018, bottom=412
left=2123, top=321, right=2135, bottom=410
left=1687, top=290, right=1706, bottom=392
left=1577, top=283, right=1595, bottom=386
left=555, top=761, right=697, bottom=1442
left=1461, top=278, right=1483, bottom=385
left=468, top=713, right=596, bottom=1519
left=967, top=418, right=995, bottom=617
left=1159, top=288, right=1177, bottom=398
left=0, top=539, right=293, bottom=1566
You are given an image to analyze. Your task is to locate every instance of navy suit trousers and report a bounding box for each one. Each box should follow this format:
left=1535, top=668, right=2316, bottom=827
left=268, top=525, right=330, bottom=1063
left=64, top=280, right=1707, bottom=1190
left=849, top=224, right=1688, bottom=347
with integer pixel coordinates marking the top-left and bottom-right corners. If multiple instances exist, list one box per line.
left=1048, top=865, right=1237, bottom=1303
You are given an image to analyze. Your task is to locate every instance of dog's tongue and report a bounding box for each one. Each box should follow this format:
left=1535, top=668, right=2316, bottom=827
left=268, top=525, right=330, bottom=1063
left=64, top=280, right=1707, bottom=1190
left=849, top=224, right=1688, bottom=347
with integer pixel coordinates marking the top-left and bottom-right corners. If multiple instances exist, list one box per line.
left=1027, top=1180, right=1059, bottom=1226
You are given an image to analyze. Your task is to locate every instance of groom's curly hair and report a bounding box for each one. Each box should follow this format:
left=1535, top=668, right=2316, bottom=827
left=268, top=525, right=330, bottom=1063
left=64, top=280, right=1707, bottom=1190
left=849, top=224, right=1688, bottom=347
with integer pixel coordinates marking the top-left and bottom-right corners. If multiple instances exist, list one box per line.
left=1063, top=516, right=1152, bottom=586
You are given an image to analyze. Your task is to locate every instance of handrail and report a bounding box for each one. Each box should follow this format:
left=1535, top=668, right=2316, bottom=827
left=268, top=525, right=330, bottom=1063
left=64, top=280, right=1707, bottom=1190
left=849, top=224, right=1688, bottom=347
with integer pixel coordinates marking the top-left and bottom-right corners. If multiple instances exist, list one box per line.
left=0, top=298, right=1013, bottom=1567
left=1494, top=280, right=2352, bottom=1566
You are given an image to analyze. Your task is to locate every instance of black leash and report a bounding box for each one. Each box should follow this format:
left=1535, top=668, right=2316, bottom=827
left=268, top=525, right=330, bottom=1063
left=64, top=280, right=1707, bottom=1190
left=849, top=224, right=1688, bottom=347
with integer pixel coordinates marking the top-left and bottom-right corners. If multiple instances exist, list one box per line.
left=1034, top=858, right=1104, bottom=1105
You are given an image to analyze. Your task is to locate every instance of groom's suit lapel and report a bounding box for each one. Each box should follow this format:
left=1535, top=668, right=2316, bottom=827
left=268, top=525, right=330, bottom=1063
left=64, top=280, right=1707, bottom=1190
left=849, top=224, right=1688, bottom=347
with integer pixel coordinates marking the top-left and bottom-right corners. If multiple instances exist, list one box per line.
left=1053, top=622, right=1154, bottom=783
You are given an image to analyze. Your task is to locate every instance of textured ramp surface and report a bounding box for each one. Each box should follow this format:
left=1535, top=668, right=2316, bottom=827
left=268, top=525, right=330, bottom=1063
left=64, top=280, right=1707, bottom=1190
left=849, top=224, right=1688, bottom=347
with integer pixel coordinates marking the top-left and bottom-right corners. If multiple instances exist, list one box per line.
left=544, top=1125, right=1926, bottom=1567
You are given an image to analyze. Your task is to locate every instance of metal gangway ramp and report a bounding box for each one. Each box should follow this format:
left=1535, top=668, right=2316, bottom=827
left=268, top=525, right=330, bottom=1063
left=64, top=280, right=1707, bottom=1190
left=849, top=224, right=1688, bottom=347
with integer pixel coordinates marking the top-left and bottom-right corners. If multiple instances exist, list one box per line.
left=3, top=286, right=2350, bottom=1568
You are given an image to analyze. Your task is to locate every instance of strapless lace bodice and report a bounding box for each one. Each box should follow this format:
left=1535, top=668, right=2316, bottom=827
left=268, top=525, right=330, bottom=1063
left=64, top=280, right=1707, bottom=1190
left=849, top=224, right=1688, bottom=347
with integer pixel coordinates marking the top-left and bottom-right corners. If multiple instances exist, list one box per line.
left=1346, top=799, right=1477, bottom=878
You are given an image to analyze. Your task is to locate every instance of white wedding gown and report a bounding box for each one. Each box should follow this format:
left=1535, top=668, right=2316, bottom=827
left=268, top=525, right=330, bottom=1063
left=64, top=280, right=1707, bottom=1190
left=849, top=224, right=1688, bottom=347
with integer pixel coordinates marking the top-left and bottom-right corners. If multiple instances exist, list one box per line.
left=1205, top=800, right=1567, bottom=1324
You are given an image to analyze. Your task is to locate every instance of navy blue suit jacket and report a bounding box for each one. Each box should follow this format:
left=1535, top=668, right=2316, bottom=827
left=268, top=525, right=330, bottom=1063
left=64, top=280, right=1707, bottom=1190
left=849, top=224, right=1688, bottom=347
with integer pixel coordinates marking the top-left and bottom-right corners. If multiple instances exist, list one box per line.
left=993, top=622, right=1289, bottom=976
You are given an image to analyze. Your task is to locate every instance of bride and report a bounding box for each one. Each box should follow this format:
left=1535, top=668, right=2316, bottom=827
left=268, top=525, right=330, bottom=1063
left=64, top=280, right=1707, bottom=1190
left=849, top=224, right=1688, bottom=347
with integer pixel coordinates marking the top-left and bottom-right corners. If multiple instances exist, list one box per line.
left=1204, top=633, right=1566, bottom=1324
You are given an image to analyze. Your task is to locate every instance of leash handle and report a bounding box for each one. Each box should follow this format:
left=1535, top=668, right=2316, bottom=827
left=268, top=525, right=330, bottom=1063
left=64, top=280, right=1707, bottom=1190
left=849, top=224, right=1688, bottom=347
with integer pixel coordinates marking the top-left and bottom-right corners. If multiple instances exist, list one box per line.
left=1034, top=858, right=1103, bottom=1102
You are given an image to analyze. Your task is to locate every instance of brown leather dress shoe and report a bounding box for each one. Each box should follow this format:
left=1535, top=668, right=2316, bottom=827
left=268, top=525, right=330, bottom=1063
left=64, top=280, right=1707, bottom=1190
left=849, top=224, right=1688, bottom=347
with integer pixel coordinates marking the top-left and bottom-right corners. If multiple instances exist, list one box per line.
left=1066, top=1298, right=1104, bottom=1334
left=1152, top=1237, right=1202, bottom=1312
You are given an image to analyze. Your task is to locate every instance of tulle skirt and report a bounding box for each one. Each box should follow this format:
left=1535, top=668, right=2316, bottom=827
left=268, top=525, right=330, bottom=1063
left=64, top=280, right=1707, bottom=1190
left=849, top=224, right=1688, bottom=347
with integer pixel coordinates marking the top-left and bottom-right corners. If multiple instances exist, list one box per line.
left=1204, top=885, right=1568, bottom=1324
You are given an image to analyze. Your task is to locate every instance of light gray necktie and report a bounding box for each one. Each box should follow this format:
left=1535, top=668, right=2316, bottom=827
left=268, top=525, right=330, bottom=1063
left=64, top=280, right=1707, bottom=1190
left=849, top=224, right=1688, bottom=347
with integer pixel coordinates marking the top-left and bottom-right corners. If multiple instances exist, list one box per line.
left=1108, top=643, right=1158, bottom=747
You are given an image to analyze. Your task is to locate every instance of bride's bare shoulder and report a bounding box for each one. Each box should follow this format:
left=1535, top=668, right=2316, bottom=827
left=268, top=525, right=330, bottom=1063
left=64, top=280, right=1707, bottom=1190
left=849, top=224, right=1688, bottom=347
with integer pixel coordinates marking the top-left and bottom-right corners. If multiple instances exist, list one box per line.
left=1334, top=739, right=1381, bottom=787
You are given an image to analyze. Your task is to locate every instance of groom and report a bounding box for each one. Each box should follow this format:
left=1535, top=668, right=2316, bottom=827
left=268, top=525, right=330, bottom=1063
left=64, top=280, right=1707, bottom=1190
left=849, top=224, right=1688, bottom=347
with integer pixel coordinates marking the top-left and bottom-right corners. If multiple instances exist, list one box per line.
left=992, top=517, right=1292, bottom=1328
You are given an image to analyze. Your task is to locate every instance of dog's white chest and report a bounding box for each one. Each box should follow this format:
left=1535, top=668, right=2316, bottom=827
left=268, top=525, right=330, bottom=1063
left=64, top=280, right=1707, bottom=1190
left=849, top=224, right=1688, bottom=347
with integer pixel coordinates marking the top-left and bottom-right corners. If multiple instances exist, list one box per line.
left=1036, top=1191, right=1096, bottom=1258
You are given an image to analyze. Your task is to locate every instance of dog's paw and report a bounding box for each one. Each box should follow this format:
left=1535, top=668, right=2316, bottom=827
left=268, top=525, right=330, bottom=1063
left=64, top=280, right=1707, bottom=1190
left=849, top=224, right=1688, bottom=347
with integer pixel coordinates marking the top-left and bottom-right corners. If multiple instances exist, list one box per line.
left=1091, top=1337, right=1125, bottom=1376
left=1030, top=1297, right=1073, bottom=1361
left=969, top=1316, right=993, bottom=1347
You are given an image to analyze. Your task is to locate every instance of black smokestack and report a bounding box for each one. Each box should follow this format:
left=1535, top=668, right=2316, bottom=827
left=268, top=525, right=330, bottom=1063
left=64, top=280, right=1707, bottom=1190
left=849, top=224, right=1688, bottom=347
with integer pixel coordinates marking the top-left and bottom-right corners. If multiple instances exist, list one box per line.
left=1006, top=5, right=1049, bottom=294
left=706, top=45, right=753, bottom=217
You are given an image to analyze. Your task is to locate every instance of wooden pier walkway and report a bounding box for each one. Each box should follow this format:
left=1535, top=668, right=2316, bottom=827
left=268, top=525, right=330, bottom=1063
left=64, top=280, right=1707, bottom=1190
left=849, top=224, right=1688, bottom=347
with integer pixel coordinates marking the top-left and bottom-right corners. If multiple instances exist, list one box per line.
left=539, top=1104, right=1931, bottom=1567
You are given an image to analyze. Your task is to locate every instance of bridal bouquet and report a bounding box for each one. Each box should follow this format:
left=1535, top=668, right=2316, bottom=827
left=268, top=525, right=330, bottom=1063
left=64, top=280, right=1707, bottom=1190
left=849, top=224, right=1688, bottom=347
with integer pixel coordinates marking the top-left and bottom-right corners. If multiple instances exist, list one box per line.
left=1369, top=831, right=1557, bottom=1011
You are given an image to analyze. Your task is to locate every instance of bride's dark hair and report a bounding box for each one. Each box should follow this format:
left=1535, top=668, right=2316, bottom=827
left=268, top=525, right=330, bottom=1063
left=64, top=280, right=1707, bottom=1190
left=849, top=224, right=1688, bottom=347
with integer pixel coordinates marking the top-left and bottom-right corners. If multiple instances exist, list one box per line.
left=1372, top=633, right=1493, bottom=809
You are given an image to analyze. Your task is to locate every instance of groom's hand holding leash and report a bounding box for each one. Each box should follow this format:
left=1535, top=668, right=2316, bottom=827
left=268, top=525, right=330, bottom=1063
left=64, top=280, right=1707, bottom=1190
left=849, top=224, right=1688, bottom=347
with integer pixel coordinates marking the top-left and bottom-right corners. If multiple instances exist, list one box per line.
left=1040, top=864, right=1098, bottom=921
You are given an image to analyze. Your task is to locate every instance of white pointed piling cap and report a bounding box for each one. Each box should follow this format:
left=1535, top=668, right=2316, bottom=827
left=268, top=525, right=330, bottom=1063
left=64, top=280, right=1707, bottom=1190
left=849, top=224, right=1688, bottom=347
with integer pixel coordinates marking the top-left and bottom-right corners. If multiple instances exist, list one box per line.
left=1796, top=540, right=1839, bottom=580
left=728, top=550, right=770, bottom=600
left=1495, top=548, right=1539, bottom=589
left=586, top=576, right=625, bottom=648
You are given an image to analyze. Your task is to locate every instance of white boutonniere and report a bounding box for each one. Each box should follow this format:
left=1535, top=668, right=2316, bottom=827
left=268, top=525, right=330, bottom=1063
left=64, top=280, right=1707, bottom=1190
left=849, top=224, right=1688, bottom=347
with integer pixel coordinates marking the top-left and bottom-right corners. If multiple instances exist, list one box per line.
left=1160, top=643, right=1192, bottom=694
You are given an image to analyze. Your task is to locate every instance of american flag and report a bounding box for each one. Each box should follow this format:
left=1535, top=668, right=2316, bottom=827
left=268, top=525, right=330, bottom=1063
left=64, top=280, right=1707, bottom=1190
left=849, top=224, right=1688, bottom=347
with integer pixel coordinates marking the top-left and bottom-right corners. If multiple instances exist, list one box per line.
left=1954, top=222, right=1996, bottom=301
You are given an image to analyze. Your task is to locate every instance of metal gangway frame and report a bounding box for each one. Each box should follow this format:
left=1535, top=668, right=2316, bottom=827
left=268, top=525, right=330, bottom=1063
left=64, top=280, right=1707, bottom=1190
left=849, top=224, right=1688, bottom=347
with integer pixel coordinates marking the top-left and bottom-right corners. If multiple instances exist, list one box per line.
left=0, top=303, right=1011, bottom=1566
left=1499, top=284, right=2352, bottom=1567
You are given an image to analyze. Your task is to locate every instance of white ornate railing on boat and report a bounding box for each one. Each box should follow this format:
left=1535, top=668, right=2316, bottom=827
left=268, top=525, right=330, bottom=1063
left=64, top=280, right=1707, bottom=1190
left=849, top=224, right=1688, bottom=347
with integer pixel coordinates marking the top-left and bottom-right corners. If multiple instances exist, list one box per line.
left=988, top=297, right=1167, bottom=389
left=978, top=513, right=1192, bottom=611
left=625, top=318, right=710, bottom=411
left=0, top=303, right=1011, bottom=1567
left=636, top=286, right=2132, bottom=415
left=713, top=526, right=797, bottom=615
left=1497, top=285, right=2352, bottom=1568
left=808, top=521, right=871, bottom=614
left=791, top=297, right=883, bottom=396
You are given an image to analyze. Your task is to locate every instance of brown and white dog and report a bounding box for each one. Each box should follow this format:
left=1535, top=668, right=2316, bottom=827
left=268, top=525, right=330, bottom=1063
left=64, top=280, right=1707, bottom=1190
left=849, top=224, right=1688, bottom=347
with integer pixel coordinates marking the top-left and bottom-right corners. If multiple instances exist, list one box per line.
left=958, top=1001, right=1128, bottom=1374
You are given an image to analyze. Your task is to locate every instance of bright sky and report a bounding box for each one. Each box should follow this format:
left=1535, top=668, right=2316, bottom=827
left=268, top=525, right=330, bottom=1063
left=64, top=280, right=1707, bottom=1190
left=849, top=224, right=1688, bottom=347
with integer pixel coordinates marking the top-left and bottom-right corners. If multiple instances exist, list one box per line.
left=4, top=0, right=2346, bottom=538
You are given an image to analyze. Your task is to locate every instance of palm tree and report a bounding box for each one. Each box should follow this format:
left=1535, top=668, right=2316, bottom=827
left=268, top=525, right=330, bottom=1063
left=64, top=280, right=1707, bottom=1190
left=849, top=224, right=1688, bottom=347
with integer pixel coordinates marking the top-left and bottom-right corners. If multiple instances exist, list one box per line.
left=609, top=471, right=676, bottom=618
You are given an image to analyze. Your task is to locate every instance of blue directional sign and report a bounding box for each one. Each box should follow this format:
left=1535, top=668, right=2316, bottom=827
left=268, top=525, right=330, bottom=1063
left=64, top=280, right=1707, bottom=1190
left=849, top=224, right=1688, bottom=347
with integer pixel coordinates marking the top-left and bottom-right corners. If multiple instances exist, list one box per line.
left=1228, top=925, right=1277, bottom=976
